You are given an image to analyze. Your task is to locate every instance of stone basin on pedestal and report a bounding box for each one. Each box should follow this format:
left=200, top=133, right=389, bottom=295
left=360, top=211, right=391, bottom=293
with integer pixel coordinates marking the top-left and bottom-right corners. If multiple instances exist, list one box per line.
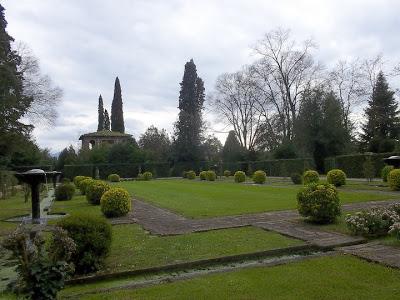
left=14, top=169, right=62, bottom=224
left=383, top=156, right=400, bottom=168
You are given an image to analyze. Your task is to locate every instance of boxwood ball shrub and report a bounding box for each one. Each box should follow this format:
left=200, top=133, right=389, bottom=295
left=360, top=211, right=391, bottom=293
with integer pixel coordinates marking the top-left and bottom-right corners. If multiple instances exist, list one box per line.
left=206, top=170, right=217, bottom=181
left=186, top=170, right=196, bottom=180
left=199, top=171, right=207, bottom=181
left=57, top=214, right=112, bottom=274
left=327, top=169, right=346, bottom=187
left=234, top=171, right=246, bottom=183
left=382, top=165, right=394, bottom=182
left=290, top=173, right=302, bottom=185
left=78, top=178, right=95, bottom=195
left=303, top=170, right=319, bottom=185
left=55, top=183, right=75, bottom=201
left=142, top=171, right=153, bottom=181
left=224, top=170, right=231, bottom=178
left=253, top=170, right=267, bottom=184
left=297, top=183, right=341, bottom=224
left=74, top=176, right=90, bottom=189
left=86, top=180, right=111, bottom=205
left=182, top=171, right=187, bottom=179
left=101, top=187, right=131, bottom=218
left=388, top=169, right=400, bottom=190
left=107, top=173, right=120, bottom=182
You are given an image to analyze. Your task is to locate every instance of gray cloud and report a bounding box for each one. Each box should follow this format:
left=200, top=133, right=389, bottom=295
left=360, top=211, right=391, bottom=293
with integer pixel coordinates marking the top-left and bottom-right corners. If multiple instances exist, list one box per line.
left=3, top=0, right=400, bottom=151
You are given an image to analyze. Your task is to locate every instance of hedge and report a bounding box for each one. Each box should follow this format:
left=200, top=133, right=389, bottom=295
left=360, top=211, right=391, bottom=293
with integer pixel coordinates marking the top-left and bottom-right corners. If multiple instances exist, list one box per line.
left=324, top=152, right=400, bottom=178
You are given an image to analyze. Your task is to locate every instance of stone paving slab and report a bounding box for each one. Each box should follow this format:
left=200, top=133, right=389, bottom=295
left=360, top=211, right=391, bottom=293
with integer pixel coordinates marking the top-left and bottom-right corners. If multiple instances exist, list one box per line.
left=339, top=242, right=400, bottom=268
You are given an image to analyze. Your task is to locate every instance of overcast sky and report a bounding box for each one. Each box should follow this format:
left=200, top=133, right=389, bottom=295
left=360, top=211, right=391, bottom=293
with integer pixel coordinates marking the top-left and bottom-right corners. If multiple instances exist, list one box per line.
left=3, top=0, right=400, bottom=153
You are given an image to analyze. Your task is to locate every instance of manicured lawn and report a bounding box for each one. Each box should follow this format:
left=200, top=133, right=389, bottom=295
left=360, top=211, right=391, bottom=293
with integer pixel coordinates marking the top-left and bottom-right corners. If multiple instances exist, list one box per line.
left=104, top=224, right=303, bottom=273
left=50, top=194, right=101, bottom=219
left=0, top=191, right=31, bottom=237
left=62, top=255, right=400, bottom=299
left=116, top=179, right=394, bottom=218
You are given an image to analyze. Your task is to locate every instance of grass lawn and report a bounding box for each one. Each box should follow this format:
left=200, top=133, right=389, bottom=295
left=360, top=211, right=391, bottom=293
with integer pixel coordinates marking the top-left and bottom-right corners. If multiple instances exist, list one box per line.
left=0, top=191, right=31, bottom=237
left=61, top=255, right=400, bottom=300
left=116, top=179, right=394, bottom=218
left=104, top=224, right=303, bottom=273
left=49, top=194, right=101, bottom=219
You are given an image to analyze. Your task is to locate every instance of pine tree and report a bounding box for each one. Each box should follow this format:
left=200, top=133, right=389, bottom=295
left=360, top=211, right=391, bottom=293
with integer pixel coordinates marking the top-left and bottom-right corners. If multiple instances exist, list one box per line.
left=361, top=72, right=399, bottom=152
left=222, top=131, right=244, bottom=162
left=111, top=77, right=125, bottom=133
left=0, top=4, right=33, bottom=166
left=97, top=94, right=104, bottom=131
left=173, top=59, right=205, bottom=162
left=104, top=109, right=110, bottom=131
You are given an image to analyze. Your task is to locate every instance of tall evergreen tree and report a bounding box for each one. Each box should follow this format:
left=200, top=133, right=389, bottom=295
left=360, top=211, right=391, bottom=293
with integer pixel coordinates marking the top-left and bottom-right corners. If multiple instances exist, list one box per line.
left=111, top=77, right=125, bottom=133
left=173, top=59, right=205, bottom=162
left=0, top=4, right=33, bottom=166
left=222, top=131, right=244, bottom=162
left=97, top=94, right=104, bottom=131
left=361, top=72, right=399, bottom=152
left=104, top=109, right=110, bottom=131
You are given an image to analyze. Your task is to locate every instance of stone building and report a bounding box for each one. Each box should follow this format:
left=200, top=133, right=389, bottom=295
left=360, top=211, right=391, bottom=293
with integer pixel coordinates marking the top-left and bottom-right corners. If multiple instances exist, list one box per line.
left=79, top=130, right=133, bottom=150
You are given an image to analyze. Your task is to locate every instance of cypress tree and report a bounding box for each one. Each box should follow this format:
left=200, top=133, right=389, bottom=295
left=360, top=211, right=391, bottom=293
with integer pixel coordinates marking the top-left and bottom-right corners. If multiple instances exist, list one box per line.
left=104, top=109, right=110, bottom=131
left=361, top=72, right=399, bottom=152
left=97, top=94, right=104, bottom=131
left=173, top=59, right=205, bottom=162
left=111, top=77, right=125, bottom=133
left=222, top=131, right=244, bottom=162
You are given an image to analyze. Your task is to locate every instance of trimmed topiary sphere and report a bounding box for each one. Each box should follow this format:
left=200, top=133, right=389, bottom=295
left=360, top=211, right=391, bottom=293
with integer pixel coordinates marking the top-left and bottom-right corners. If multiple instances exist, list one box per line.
left=234, top=171, right=246, bottom=183
left=74, top=176, right=91, bottom=190
left=142, top=171, right=153, bottom=181
left=186, top=170, right=196, bottom=180
left=224, top=170, right=231, bottom=178
left=55, top=183, right=75, bottom=201
left=199, top=171, right=207, bottom=180
left=101, top=187, right=131, bottom=218
left=290, top=173, right=302, bottom=185
left=86, top=180, right=111, bottom=205
left=206, top=170, right=217, bottom=181
left=327, top=169, right=346, bottom=187
left=79, top=178, right=95, bottom=195
left=57, top=214, right=112, bottom=274
left=382, top=165, right=394, bottom=182
left=182, top=171, right=188, bottom=179
left=388, top=169, right=400, bottom=191
left=107, top=174, right=120, bottom=182
left=303, top=170, right=319, bottom=185
left=253, top=170, right=267, bottom=184
left=297, top=183, right=341, bottom=224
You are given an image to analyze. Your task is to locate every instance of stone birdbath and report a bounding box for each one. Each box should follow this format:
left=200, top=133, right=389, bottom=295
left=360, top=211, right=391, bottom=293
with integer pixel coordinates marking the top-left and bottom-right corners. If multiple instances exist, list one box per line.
left=14, top=169, right=61, bottom=224
left=383, top=156, right=400, bottom=168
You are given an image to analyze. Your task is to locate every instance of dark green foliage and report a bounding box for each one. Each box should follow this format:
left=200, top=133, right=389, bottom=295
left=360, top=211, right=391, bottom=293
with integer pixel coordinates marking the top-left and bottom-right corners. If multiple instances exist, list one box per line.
left=173, top=59, right=205, bottom=162
left=107, top=141, right=143, bottom=164
left=206, top=170, right=216, bottom=181
left=326, top=169, right=346, bottom=187
left=86, top=180, right=111, bottom=205
left=222, top=131, right=244, bottom=162
left=253, top=170, right=267, bottom=184
left=361, top=72, right=399, bottom=152
left=62, top=178, right=71, bottom=184
left=111, top=77, right=125, bottom=133
left=97, top=94, right=104, bottom=131
left=297, top=183, right=341, bottom=224
left=55, top=183, right=75, bottom=201
left=234, top=171, right=246, bottom=183
left=199, top=170, right=207, bottom=180
left=273, top=142, right=297, bottom=159
left=57, top=214, right=112, bottom=274
left=290, top=173, right=302, bottom=185
left=202, top=135, right=223, bottom=161
left=2, top=227, right=76, bottom=299
left=139, top=125, right=171, bottom=161
left=295, top=89, right=350, bottom=172
left=363, top=155, right=375, bottom=182
left=388, top=169, right=400, bottom=191
left=381, top=165, right=394, bottom=182
left=303, top=170, right=319, bottom=185
left=107, top=173, right=120, bottom=182
left=57, top=145, right=77, bottom=170
left=186, top=170, right=196, bottom=179
left=104, top=109, right=111, bottom=131
left=100, top=187, right=131, bottom=218
left=224, top=170, right=231, bottom=177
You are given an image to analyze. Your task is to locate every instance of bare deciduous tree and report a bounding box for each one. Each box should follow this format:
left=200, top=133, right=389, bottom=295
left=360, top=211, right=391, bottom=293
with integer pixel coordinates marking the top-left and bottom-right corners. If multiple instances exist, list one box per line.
left=15, top=42, right=62, bottom=126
